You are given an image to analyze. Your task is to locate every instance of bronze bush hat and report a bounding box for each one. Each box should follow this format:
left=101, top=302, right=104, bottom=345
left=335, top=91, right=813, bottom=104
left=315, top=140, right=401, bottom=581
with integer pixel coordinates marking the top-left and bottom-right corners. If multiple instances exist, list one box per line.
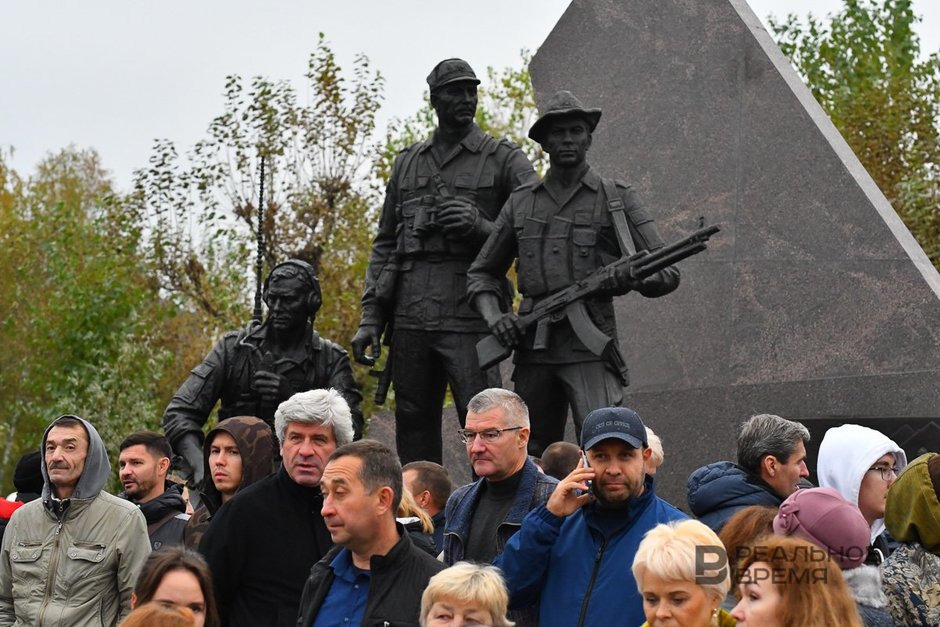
left=528, top=90, right=602, bottom=143
left=427, top=58, right=480, bottom=91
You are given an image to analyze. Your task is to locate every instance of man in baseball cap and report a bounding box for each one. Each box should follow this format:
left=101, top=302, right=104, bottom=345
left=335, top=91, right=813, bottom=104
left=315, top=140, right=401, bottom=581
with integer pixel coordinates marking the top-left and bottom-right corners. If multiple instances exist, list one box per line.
left=495, top=407, right=686, bottom=627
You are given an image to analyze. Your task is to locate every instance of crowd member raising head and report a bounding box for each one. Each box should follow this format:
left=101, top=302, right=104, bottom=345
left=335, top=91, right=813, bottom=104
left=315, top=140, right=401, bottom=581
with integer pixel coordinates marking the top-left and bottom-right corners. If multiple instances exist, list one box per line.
left=421, top=562, right=515, bottom=627
left=645, top=427, right=664, bottom=476
left=717, top=505, right=777, bottom=607
left=120, top=602, right=196, bottom=627
left=131, top=546, right=219, bottom=627
left=632, top=519, right=734, bottom=627
left=816, top=424, right=906, bottom=564
left=773, top=487, right=892, bottom=626
left=732, top=535, right=862, bottom=627
left=881, top=452, right=940, bottom=626
left=688, top=413, right=810, bottom=532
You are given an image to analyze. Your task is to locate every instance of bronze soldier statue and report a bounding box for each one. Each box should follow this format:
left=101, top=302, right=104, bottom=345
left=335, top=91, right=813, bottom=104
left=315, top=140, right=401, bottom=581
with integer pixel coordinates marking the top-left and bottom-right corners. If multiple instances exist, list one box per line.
left=467, top=91, right=680, bottom=456
left=164, top=259, right=362, bottom=486
left=351, top=58, right=536, bottom=464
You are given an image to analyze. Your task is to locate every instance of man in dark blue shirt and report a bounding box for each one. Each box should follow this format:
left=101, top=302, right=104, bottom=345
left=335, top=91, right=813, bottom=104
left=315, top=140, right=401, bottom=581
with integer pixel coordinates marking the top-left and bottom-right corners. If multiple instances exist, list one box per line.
left=297, top=440, right=444, bottom=625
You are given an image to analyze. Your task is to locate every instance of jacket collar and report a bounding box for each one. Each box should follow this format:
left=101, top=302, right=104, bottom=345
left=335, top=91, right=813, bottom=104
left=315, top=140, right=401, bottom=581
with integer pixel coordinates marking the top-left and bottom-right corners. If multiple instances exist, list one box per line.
left=533, top=163, right=598, bottom=192
left=424, top=123, right=488, bottom=155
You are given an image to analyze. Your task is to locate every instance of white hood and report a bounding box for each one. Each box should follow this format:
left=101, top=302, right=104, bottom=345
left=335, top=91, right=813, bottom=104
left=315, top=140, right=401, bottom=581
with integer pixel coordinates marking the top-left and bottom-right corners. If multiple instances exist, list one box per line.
left=817, top=424, right=907, bottom=543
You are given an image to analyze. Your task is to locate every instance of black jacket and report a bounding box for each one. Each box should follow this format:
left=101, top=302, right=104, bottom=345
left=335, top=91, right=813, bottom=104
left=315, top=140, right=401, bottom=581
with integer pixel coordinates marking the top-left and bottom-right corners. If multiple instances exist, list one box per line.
left=296, top=525, right=445, bottom=626
left=199, top=466, right=333, bottom=627
left=124, top=481, right=190, bottom=550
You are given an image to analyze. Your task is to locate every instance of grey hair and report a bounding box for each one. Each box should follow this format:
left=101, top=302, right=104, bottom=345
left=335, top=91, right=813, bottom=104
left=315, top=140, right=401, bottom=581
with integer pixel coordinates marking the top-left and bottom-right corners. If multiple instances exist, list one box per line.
left=274, top=388, right=354, bottom=446
left=737, top=413, right=810, bottom=474
left=645, top=427, right=664, bottom=466
left=466, top=388, right=529, bottom=428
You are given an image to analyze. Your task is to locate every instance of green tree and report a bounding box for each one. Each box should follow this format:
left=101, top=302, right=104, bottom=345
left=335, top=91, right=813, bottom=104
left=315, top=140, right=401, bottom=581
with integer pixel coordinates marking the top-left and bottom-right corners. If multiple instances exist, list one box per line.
left=132, top=34, right=385, bottom=416
left=0, top=147, right=173, bottom=492
left=771, top=0, right=940, bottom=266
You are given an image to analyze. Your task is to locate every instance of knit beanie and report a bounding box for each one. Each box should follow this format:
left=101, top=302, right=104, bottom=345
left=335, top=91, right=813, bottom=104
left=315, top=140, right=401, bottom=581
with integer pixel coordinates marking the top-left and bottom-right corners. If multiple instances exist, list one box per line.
left=13, top=450, right=44, bottom=497
left=773, top=487, right=870, bottom=569
left=885, top=453, right=940, bottom=555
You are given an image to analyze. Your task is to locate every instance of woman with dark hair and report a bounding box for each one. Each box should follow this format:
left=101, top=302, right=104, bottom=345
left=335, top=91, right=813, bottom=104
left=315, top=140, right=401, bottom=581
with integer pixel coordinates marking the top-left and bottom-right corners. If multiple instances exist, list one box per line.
left=131, top=546, right=220, bottom=627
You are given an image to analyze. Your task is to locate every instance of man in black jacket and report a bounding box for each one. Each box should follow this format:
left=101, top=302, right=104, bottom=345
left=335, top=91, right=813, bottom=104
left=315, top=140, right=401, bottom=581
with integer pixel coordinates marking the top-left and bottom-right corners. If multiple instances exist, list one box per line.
left=118, top=431, right=190, bottom=550
left=297, top=440, right=444, bottom=626
left=199, top=388, right=355, bottom=627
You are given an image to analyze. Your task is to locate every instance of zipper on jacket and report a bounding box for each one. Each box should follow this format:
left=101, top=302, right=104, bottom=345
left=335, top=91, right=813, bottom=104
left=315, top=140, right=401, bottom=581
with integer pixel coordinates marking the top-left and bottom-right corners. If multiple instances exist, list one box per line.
left=577, top=537, right=607, bottom=627
left=37, top=517, right=64, bottom=625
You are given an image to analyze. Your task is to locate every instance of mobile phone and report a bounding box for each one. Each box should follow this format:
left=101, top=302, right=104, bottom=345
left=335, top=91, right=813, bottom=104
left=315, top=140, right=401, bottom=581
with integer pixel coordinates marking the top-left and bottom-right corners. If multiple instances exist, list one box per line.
left=580, top=451, right=593, bottom=494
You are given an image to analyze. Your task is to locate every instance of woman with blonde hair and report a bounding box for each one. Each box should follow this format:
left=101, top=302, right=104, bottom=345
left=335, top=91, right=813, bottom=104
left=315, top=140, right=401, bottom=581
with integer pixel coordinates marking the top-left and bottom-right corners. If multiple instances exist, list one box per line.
left=398, top=486, right=437, bottom=555
left=632, top=519, right=735, bottom=626
left=420, top=562, right=514, bottom=627
left=732, top=535, right=862, bottom=626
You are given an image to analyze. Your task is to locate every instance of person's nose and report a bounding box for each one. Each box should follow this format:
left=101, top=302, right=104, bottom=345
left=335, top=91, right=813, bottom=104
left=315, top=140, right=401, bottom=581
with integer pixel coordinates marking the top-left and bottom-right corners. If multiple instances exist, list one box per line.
left=321, top=496, right=335, bottom=518
left=468, top=435, right=487, bottom=453
left=799, top=461, right=810, bottom=478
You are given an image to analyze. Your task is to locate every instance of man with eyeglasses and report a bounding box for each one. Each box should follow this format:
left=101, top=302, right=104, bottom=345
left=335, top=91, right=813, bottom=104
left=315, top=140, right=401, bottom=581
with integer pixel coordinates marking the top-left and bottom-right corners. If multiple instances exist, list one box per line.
left=817, top=424, right=907, bottom=564
left=442, top=388, right=557, bottom=627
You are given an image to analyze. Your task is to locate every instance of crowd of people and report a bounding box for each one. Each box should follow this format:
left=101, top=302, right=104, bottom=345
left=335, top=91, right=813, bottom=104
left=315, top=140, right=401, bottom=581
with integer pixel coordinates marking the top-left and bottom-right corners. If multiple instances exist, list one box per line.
left=1, top=58, right=938, bottom=627
left=1, top=388, right=937, bottom=626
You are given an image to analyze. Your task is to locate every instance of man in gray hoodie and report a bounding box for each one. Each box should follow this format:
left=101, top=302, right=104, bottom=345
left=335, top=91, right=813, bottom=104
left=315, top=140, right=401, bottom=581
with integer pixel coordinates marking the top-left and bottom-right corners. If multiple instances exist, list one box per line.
left=0, top=414, right=151, bottom=626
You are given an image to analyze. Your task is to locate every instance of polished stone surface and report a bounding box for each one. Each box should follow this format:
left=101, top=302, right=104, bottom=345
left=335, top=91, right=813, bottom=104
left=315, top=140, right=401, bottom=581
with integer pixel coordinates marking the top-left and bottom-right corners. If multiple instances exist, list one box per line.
left=529, top=0, right=940, bottom=506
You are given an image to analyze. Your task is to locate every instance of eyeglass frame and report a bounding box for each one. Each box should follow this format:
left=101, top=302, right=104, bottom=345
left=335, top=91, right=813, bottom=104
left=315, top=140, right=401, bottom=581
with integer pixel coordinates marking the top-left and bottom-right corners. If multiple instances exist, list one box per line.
left=456, top=426, right=523, bottom=445
left=867, top=464, right=900, bottom=481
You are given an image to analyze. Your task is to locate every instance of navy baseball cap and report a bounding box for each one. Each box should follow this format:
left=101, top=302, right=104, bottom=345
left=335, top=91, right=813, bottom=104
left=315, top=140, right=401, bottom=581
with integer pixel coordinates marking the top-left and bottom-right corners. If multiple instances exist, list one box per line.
left=581, top=407, right=648, bottom=451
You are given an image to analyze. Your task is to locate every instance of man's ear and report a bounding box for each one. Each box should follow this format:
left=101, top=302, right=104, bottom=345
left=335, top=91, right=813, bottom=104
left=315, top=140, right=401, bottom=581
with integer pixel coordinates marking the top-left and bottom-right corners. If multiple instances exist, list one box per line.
left=130, top=592, right=138, bottom=610
left=376, top=485, right=395, bottom=515
left=416, top=490, right=432, bottom=509
left=585, top=132, right=593, bottom=151
left=761, top=455, right=778, bottom=479
left=158, top=456, right=170, bottom=476
left=642, top=447, right=652, bottom=462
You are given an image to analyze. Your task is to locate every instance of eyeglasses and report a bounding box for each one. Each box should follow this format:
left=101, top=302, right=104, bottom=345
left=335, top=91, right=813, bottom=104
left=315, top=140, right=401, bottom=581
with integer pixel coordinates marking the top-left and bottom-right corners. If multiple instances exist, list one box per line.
left=457, top=426, right=523, bottom=445
left=868, top=465, right=900, bottom=481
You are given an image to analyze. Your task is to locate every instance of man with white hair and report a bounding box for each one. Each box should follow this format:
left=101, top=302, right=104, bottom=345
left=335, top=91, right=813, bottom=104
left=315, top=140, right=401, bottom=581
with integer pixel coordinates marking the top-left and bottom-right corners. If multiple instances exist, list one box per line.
left=199, top=388, right=354, bottom=627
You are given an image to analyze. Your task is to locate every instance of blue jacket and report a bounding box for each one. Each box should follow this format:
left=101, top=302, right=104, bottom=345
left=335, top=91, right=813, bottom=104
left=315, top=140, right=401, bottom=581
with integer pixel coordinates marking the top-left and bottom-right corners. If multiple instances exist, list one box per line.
left=495, top=476, right=686, bottom=627
left=686, top=461, right=782, bottom=532
left=443, top=457, right=557, bottom=564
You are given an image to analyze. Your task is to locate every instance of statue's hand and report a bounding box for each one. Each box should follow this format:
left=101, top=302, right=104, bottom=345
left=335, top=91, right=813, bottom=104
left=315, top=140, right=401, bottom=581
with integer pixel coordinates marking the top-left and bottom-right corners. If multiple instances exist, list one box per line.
left=178, top=434, right=205, bottom=490
left=351, top=325, right=382, bottom=366
left=437, top=199, right=479, bottom=235
left=253, top=370, right=293, bottom=404
left=600, top=264, right=644, bottom=293
left=489, top=313, right=522, bottom=348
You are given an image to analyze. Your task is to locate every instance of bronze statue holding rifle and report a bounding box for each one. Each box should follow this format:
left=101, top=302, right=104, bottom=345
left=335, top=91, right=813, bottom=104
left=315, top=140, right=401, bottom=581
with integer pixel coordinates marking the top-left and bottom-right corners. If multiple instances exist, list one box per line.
left=468, top=90, right=715, bottom=456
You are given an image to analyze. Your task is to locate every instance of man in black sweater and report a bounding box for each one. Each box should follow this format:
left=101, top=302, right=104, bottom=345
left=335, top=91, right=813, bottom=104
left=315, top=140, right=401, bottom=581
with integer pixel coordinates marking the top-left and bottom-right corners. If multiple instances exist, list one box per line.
left=199, top=388, right=355, bottom=627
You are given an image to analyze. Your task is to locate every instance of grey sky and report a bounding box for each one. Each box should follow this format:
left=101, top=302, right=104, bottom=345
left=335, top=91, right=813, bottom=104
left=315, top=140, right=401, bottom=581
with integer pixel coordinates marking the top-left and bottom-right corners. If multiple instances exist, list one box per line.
left=2, top=0, right=937, bottom=191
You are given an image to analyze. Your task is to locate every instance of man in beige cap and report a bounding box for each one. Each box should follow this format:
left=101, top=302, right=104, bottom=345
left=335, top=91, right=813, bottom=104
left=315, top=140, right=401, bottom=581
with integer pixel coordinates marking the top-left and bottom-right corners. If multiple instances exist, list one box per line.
left=352, top=58, right=536, bottom=465
left=468, top=90, right=679, bottom=455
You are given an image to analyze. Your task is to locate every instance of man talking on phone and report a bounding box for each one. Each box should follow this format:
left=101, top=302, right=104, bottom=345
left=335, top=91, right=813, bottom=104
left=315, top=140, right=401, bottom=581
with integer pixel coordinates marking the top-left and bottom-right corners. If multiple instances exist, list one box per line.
left=495, top=406, right=687, bottom=627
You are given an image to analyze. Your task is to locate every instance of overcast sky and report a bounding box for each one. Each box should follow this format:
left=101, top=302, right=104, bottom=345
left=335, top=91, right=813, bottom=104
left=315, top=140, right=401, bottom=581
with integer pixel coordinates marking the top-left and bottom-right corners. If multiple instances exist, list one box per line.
left=2, top=0, right=938, bottom=191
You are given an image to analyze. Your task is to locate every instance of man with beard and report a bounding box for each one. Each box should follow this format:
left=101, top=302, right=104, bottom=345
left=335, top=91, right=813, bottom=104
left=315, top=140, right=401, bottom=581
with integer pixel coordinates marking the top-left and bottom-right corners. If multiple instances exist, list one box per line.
left=495, top=406, right=686, bottom=627
left=351, top=58, right=536, bottom=465
left=119, top=431, right=190, bottom=550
